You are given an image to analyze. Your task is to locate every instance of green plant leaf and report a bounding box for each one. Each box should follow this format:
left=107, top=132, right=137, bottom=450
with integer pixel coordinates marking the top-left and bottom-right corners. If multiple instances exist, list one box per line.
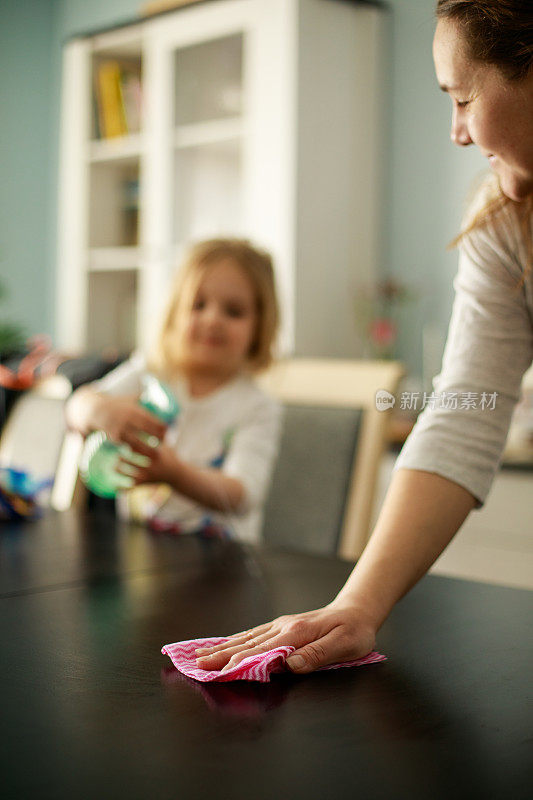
left=0, top=322, right=26, bottom=354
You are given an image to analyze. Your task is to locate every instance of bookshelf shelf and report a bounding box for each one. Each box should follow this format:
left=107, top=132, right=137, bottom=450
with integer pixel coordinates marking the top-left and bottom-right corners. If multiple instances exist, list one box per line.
left=88, top=247, right=142, bottom=272
left=89, top=135, right=144, bottom=164
left=174, top=118, right=243, bottom=150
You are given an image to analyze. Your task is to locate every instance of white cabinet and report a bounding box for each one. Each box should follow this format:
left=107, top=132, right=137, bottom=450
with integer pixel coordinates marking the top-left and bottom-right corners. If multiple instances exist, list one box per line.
left=373, top=453, right=533, bottom=590
left=57, top=0, right=385, bottom=356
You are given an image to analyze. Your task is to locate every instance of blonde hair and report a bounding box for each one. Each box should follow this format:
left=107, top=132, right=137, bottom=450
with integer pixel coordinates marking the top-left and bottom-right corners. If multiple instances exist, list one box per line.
left=149, top=238, right=279, bottom=378
left=450, top=175, right=533, bottom=285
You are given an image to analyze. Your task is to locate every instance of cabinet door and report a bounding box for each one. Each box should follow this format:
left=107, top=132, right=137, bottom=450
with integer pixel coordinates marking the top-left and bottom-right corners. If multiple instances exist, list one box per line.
left=172, top=32, right=245, bottom=244
left=140, top=2, right=251, bottom=346
left=140, top=0, right=296, bottom=351
left=58, top=27, right=145, bottom=354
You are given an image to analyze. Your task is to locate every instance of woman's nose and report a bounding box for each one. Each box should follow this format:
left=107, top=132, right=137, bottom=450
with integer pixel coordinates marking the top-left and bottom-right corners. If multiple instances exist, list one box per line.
left=450, top=107, right=473, bottom=147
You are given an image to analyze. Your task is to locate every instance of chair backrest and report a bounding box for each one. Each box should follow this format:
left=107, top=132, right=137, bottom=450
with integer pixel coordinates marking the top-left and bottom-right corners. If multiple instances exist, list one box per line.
left=258, top=358, right=404, bottom=560
left=0, top=376, right=73, bottom=506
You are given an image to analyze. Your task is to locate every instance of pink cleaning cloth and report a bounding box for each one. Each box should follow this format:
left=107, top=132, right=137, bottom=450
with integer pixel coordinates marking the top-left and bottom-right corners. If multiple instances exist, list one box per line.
left=161, top=636, right=386, bottom=683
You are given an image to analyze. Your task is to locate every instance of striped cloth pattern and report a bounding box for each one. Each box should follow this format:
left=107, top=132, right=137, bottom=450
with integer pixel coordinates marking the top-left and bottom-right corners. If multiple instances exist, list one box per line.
left=161, top=636, right=386, bottom=683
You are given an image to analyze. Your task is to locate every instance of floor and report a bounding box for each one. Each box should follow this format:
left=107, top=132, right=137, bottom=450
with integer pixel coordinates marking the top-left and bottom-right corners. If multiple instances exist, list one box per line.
left=372, top=453, right=533, bottom=591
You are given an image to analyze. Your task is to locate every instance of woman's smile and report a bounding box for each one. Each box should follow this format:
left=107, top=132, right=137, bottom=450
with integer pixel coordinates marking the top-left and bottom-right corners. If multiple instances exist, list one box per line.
left=433, top=18, right=533, bottom=201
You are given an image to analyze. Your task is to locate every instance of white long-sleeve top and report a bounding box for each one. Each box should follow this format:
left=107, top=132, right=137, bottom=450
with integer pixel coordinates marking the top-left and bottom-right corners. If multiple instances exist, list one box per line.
left=93, top=353, right=282, bottom=542
left=395, top=195, right=533, bottom=505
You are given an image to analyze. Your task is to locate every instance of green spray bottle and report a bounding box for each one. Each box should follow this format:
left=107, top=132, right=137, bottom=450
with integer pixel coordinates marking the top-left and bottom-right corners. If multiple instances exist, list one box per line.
left=80, top=375, right=180, bottom=499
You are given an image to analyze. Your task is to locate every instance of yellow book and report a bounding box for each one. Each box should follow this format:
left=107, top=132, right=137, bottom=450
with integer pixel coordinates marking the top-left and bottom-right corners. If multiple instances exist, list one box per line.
left=96, top=61, right=128, bottom=138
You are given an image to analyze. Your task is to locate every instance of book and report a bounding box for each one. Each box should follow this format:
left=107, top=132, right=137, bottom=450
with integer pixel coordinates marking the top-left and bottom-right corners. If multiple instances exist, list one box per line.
left=119, top=70, right=142, bottom=134
left=94, top=61, right=143, bottom=139
left=95, top=61, right=128, bottom=139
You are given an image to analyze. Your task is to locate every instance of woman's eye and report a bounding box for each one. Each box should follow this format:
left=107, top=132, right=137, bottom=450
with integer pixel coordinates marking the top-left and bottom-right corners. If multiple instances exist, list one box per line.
left=456, top=99, right=470, bottom=108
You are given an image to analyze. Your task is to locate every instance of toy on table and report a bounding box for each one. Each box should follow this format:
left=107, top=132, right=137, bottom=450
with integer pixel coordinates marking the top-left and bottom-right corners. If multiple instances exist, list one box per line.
left=0, top=466, right=53, bottom=521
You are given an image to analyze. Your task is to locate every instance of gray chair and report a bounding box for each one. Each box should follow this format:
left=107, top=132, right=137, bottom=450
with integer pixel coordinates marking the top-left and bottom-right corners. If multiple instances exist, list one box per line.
left=258, top=358, right=404, bottom=560
left=263, top=403, right=363, bottom=556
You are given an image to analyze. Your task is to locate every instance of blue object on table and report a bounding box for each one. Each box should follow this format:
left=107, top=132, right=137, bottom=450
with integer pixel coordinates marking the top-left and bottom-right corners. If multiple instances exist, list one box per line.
left=0, top=466, right=54, bottom=520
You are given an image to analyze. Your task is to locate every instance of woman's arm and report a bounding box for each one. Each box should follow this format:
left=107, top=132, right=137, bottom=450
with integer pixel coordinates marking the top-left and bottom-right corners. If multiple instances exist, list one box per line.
left=332, top=467, right=476, bottom=628
left=197, top=200, right=532, bottom=674
left=195, top=467, right=476, bottom=673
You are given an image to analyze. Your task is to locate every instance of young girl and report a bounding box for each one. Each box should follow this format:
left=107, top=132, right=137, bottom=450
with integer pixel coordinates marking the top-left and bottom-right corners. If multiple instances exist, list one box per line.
left=65, top=238, right=282, bottom=543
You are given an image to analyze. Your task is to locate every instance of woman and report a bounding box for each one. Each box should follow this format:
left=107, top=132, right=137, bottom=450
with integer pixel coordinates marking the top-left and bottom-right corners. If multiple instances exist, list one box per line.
left=195, top=0, right=533, bottom=675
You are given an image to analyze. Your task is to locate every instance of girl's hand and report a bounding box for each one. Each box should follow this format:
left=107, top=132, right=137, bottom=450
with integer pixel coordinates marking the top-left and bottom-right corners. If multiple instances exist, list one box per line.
left=118, top=442, right=178, bottom=486
left=194, top=602, right=377, bottom=674
left=93, top=396, right=167, bottom=456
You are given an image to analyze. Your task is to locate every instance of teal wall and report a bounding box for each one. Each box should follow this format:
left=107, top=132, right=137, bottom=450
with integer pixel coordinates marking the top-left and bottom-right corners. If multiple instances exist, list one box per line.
left=0, top=0, right=487, bottom=375
left=57, top=0, right=142, bottom=39
left=0, top=0, right=58, bottom=341
left=383, top=0, right=486, bottom=377
left=0, top=0, right=140, bottom=346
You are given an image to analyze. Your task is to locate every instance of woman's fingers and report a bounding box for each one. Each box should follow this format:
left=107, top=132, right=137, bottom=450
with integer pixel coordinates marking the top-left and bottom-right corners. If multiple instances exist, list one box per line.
left=195, top=616, right=316, bottom=671
left=286, top=611, right=377, bottom=673
left=227, top=622, right=275, bottom=640
left=217, top=630, right=313, bottom=673
left=195, top=623, right=276, bottom=656
left=195, top=620, right=300, bottom=670
left=195, top=607, right=378, bottom=675
left=285, top=628, right=354, bottom=673
left=196, top=631, right=278, bottom=671
left=194, top=635, right=251, bottom=657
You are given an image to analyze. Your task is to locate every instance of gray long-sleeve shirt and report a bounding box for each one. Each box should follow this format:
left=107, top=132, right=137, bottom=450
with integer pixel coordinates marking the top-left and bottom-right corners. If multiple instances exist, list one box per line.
left=395, top=197, right=533, bottom=505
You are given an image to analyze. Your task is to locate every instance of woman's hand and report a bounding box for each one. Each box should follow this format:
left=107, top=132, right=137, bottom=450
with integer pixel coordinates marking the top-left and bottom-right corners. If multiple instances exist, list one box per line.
left=118, top=442, right=178, bottom=486
left=195, top=602, right=377, bottom=674
left=92, top=395, right=167, bottom=456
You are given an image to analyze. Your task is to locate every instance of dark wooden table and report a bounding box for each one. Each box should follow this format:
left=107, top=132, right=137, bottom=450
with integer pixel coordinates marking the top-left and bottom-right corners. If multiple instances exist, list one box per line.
left=1, top=510, right=532, bottom=800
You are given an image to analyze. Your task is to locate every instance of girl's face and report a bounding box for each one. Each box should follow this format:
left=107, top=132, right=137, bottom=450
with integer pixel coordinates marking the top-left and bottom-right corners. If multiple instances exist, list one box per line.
left=433, top=19, right=533, bottom=202
left=182, top=258, right=257, bottom=375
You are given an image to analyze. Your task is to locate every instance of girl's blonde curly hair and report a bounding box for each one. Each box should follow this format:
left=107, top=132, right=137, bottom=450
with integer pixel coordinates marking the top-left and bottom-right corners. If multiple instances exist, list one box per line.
left=149, top=238, right=280, bottom=378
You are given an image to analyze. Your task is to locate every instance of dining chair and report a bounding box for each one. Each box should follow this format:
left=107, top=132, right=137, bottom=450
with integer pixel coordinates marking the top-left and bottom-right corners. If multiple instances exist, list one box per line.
left=257, top=358, right=404, bottom=561
left=0, top=375, right=80, bottom=508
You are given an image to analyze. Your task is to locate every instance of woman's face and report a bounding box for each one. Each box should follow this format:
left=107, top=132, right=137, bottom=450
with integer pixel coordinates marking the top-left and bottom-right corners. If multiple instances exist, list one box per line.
left=433, top=19, right=533, bottom=201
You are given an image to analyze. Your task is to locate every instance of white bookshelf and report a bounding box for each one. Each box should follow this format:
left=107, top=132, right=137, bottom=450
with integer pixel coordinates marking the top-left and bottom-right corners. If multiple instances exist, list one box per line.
left=174, top=118, right=243, bottom=149
left=88, top=247, right=142, bottom=271
left=57, top=0, right=386, bottom=357
left=88, top=134, right=144, bottom=163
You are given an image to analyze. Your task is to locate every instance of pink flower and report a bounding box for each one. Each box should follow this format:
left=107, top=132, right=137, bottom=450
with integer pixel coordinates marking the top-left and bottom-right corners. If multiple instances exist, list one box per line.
left=368, top=318, right=397, bottom=347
